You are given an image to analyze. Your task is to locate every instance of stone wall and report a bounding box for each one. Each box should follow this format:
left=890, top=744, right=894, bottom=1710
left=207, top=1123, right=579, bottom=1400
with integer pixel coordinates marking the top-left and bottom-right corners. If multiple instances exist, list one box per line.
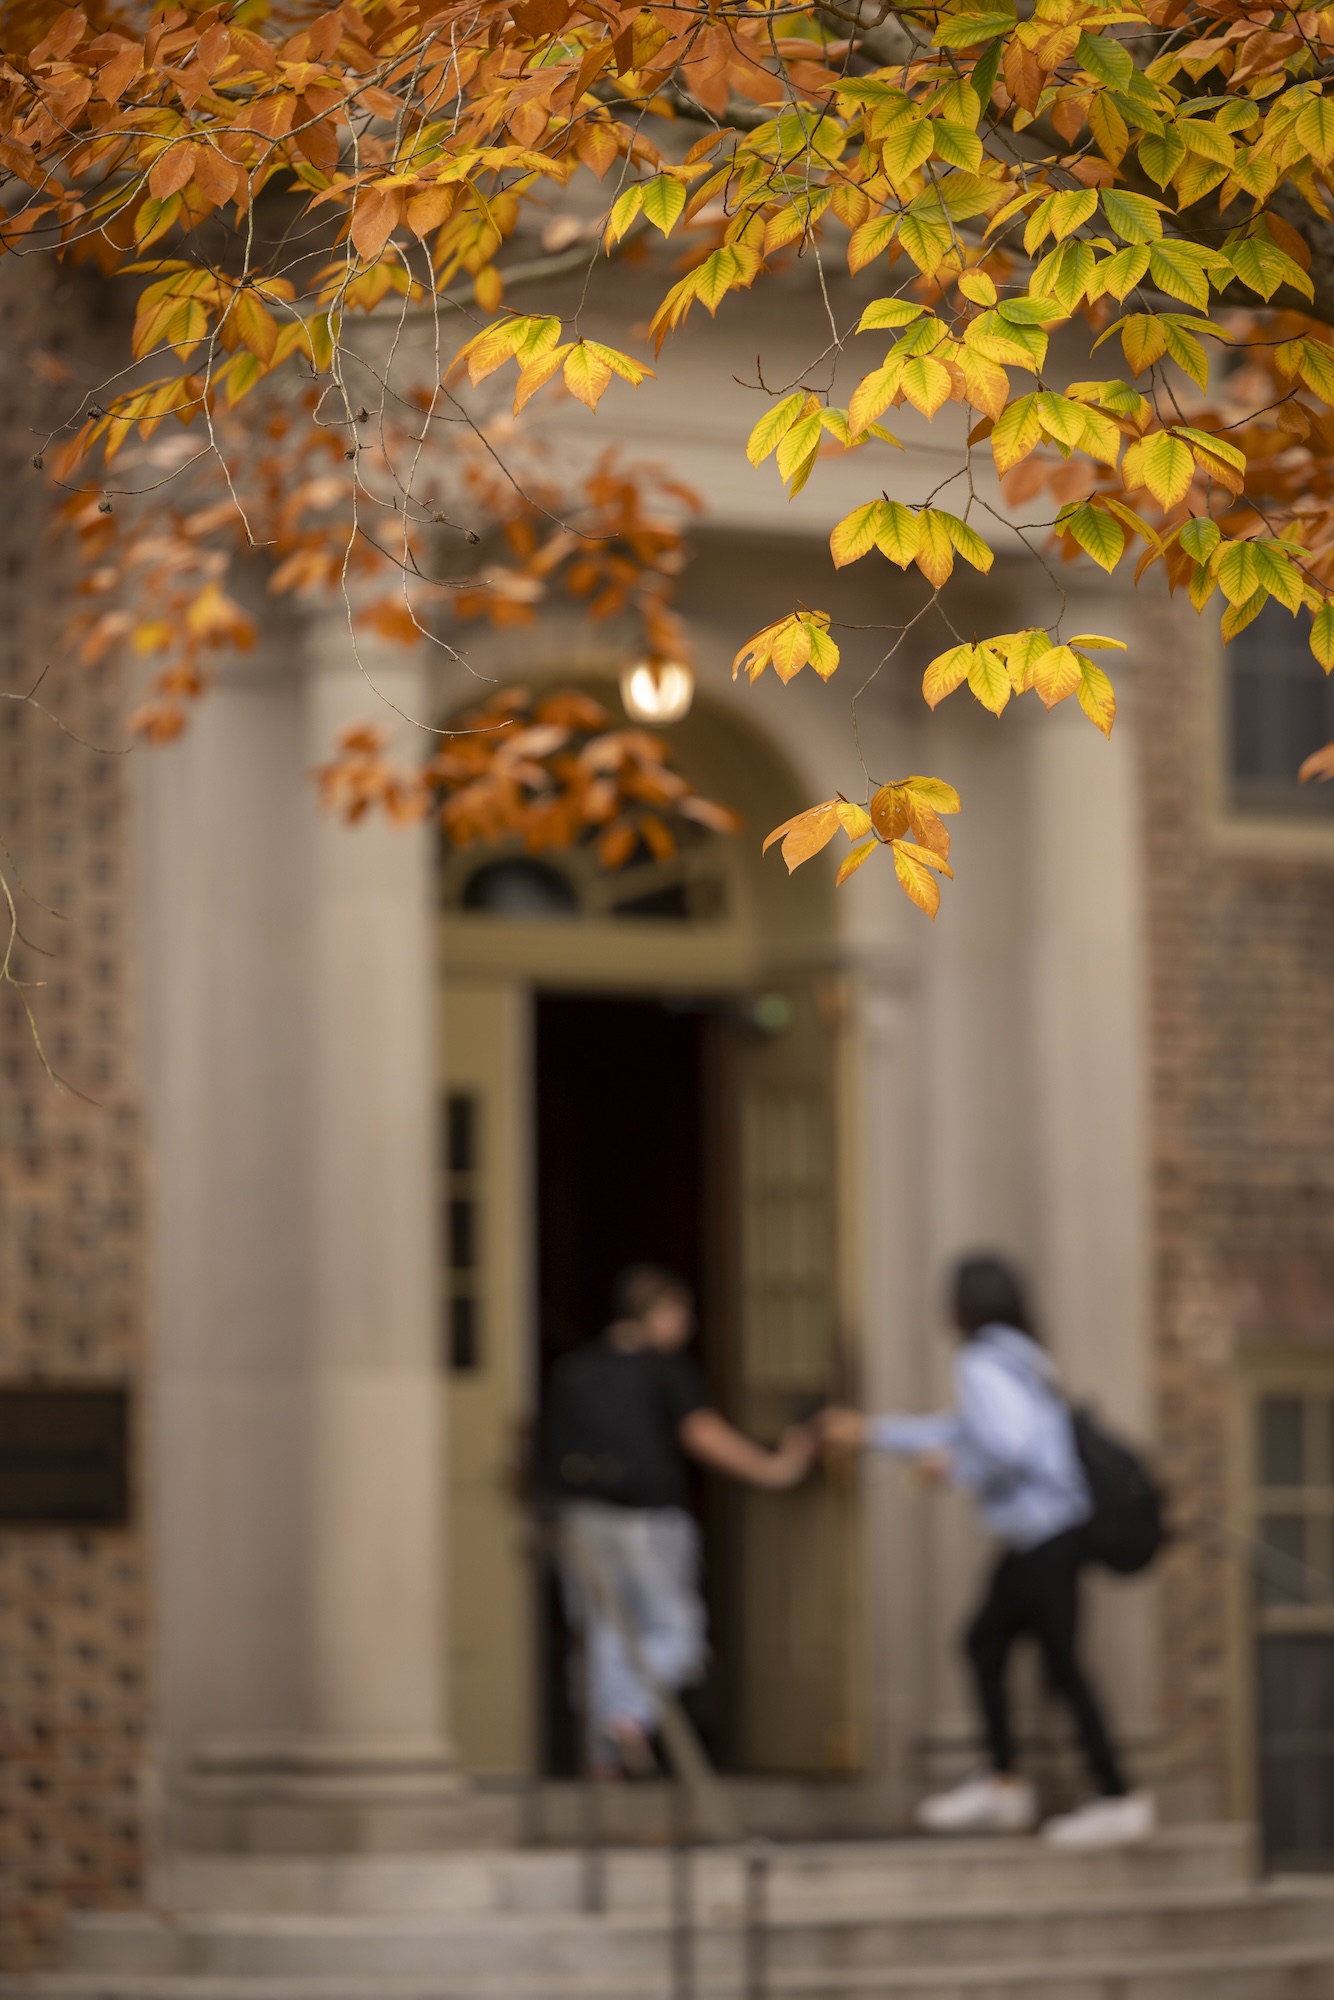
left=0, top=267, right=148, bottom=1970
left=1136, top=592, right=1334, bottom=1817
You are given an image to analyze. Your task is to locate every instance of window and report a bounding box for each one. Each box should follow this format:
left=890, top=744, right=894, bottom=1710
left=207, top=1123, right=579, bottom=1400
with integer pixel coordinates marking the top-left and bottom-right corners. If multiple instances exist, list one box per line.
left=1250, top=1388, right=1334, bottom=1865
left=1226, top=603, right=1334, bottom=816
left=0, top=1388, right=129, bottom=1524
left=443, top=1092, right=482, bottom=1371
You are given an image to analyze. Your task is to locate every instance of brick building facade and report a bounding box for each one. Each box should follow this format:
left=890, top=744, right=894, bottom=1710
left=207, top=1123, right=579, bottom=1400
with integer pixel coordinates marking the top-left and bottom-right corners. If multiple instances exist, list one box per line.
left=1139, top=592, right=1334, bottom=1833
left=0, top=266, right=149, bottom=1971
left=1, top=242, right=1333, bottom=1969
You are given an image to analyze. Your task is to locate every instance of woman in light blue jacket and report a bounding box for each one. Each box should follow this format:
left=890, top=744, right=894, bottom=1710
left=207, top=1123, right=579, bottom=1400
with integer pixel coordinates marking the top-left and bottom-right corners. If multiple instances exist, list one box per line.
left=822, top=1254, right=1153, bottom=1849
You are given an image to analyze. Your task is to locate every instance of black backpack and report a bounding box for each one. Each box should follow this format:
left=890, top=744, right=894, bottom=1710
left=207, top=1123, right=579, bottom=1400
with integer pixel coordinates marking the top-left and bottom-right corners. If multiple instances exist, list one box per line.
left=1071, top=1407, right=1168, bottom=1575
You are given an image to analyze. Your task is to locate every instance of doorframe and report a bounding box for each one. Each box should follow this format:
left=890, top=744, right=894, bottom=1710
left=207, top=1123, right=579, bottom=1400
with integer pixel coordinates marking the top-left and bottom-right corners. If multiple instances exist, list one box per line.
left=440, top=913, right=865, bottom=1778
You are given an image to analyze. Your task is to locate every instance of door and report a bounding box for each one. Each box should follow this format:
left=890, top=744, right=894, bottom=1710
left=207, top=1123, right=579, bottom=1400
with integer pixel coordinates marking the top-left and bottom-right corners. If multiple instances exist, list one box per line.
left=712, top=977, right=863, bottom=1774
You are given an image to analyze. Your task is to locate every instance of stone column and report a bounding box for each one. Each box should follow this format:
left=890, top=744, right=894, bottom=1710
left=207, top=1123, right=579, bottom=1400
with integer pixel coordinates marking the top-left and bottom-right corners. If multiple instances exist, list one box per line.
left=296, top=618, right=458, bottom=1841
left=141, top=606, right=457, bottom=1854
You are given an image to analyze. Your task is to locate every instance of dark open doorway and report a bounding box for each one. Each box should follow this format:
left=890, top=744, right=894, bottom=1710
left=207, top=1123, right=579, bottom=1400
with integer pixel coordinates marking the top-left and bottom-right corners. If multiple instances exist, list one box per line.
left=534, top=991, right=726, bottom=1775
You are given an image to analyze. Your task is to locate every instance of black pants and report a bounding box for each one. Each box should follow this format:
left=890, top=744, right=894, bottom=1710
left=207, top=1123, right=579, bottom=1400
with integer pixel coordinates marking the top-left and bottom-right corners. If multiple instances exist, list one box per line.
left=965, top=1526, right=1126, bottom=1797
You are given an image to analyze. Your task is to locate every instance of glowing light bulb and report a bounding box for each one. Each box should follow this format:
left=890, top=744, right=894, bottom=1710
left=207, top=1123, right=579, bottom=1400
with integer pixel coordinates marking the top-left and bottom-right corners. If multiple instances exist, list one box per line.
left=620, top=658, right=695, bottom=724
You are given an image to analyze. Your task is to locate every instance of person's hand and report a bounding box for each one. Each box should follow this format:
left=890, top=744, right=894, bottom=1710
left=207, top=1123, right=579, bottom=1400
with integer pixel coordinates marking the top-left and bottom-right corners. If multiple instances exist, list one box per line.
left=915, top=1447, right=951, bottom=1487
left=768, top=1423, right=816, bottom=1489
left=816, top=1406, right=867, bottom=1457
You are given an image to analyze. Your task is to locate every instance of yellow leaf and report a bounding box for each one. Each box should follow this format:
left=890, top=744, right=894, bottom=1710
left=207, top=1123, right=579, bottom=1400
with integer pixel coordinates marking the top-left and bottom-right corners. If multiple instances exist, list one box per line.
left=1076, top=655, right=1117, bottom=735
left=990, top=394, right=1042, bottom=473
left=231, top=289, right=279, bottom=363
left=831, top=501, right=883, bottom=568
left=967, top=643, right=1010, bottom=714
left=915, top=509, right=955, bottom=587
left=806, top=621, right=841, bottom=680
left=875, top=500, right=921, bottom=567
left=940, top=512, right=994, bottom=572
left=896, top=837, right=953, bottom=878
left=902, top=774, right=961, bottom=814
left=1125, top=432, right=1193, bottom=508
left=922, top=642, right=972, bottom=708
left=891, top=840, right=941, bottom=919
left=511, top=343, right=572, bottom=414
left=836, top=838, right=879, bottom=885
left=1069, top=634, right=1127, bottom=651
left=474, top=265, right=504, bottom=311
left=1031, top=643, right=1082, bottom=708
left=748, top=392, right=807, bottom=466
left=901, top=355, right=953, bottom=417
left=641, top=174, right=687, bottom=236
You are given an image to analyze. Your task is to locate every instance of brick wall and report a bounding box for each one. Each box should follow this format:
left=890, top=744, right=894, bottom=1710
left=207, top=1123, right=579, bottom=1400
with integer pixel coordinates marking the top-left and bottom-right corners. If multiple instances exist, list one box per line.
left=0, top=266, right=148, bottom=1969
left=1137, top=593, right=1334, bottom=1817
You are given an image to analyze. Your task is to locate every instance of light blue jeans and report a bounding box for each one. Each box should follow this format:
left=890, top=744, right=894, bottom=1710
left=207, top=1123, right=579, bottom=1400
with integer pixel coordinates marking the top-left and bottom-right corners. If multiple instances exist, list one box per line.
left=558, top=1500, right=708, bottom=1732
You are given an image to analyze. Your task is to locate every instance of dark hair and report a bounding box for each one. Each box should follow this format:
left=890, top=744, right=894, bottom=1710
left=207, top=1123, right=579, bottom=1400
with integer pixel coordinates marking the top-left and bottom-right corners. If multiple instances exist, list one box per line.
left=951, top=1254, right=1034, bottom=1339
left=613, top=1265, right=693, bottom=1321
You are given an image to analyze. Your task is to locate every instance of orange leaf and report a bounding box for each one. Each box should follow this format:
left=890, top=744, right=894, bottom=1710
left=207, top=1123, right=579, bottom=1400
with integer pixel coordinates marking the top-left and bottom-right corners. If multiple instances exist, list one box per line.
left=763, top=800, right=842, bottom=872
left=350, top=187, right=402, bottom=261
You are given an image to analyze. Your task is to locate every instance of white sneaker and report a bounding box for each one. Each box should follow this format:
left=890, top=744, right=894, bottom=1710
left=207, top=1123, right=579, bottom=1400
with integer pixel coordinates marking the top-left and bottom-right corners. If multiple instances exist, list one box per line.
left=1041, top=1791, right=1157, bottom=1848
left=916, top=1773, right=1038, bottom=1834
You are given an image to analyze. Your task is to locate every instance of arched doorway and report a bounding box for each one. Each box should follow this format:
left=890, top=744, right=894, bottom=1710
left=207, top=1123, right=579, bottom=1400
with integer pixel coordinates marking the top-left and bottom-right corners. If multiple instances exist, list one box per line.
left=436, top=685, right=863, bottom=1782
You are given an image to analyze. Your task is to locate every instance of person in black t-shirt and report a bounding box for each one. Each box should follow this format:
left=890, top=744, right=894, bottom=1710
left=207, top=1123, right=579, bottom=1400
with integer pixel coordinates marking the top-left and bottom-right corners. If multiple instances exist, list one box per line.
left=547, top=1264, right=813, bottom=1776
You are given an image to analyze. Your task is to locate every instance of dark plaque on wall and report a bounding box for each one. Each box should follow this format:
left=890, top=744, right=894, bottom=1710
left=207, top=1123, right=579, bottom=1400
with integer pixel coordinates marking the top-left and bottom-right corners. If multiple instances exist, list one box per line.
left=0, top=1387, right=130, bottom=1525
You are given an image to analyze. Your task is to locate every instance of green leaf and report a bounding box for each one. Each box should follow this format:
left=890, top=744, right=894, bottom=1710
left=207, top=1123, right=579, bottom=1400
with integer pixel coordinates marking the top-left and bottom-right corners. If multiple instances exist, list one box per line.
left=1178, top=516, right=1221, bottom=563
left=747, top=392, right=807, bottom=465
left=606, top=184, right=643, bottom=246
left=806, top=621, right=841, bottom=679
left=830, top=501, right=885, bottom=567
left=997, top=294, right=1064, bottom=324
left=1101, top=189, right=1165, bottom=244
left=1147, top=242, right=1216, bottom=311
left=1077, top=29, right=1134, bottom=88
left=1296, top=96, right=1334, bottom=166
left=1062, top=501, right=1125, bottom=572
left=1214, top=539, right=1262, bottom=606
left=1310, top=601, right=1334, bottom=672
left=1220, top=589, right=1267, bottom=641
left=922, top=641, right=974, bottom=707
left=1138, top=126, right=1186, bottom=187
left=1161, top=318, right=1209, bottom=390
left=990, top=393, right=1043, bottom=472
left=882, top=116, right=934, bottom=182
left=1048, top=188, right=1099, bottom=242
left=933, top=12, right=1018, bottom=46
left=898, top=210, right=952, bottom=274
left=967, top=643, right=1010, bottom=714
left=876, top=500, right=922, bottom=567
left=1173, top=424, right=1245, bottom=473
left=1097, top=244, right=1152, bottom=302
left=640, top=175, right=687, bottom=237
left=857, top=298, right=929, bottom=333
left=1250, top=541, right=1304, bottom=613
left=1298, top=340, right=1334, bottom=405
left=933, top=119, right=983, bottom=171
left=1229, top=234, right=1314, bottom=304
left=939, top=512, right=994, bottom=572
left=1033, top=240, right=1097, bottom=314
left=776, top=410, right=824, bottom=485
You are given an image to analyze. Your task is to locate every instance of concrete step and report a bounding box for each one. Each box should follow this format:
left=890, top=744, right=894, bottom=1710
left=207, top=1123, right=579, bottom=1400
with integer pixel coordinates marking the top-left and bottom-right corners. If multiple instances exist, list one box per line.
left=50, top=1881, right=1334, bottom=1981
left=9, top=1936, right=1334, bottom=2000
left=141, top=1825, right=1254, bottom=1918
